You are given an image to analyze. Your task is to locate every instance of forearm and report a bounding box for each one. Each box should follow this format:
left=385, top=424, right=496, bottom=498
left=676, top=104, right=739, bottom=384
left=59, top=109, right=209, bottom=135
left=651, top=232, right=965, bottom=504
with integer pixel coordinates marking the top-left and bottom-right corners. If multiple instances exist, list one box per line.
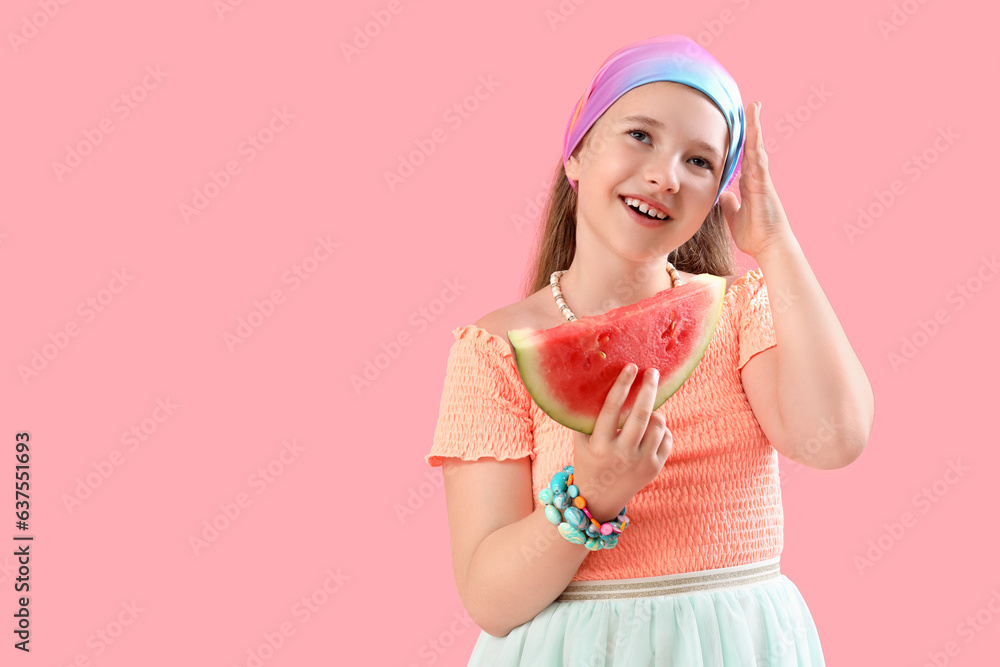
left=755, top=234, right=875, bottom=468
left=464, top=503, right=591, bottom=637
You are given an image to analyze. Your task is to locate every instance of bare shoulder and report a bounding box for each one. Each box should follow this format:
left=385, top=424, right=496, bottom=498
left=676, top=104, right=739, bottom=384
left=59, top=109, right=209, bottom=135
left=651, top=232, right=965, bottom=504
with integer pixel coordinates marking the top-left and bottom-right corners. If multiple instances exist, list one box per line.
left=473, top=290, right=557, bottom=357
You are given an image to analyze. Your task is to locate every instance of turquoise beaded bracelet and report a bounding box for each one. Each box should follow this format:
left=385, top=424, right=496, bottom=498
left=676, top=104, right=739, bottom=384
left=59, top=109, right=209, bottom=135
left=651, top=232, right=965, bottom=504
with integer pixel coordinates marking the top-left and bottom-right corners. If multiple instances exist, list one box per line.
left=539, top=465, right=629, bottom=551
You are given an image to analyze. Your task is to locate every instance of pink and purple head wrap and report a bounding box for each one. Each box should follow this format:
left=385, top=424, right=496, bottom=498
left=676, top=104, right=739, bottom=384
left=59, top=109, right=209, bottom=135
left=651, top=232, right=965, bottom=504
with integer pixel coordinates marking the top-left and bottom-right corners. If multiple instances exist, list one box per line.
left=562, top=34, right=745, bottom=205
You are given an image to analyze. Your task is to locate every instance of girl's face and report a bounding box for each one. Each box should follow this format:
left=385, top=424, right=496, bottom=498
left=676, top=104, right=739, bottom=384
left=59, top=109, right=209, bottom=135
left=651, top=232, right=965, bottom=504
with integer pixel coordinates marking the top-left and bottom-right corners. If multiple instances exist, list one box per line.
left=565, top=81, right=730, bottom=261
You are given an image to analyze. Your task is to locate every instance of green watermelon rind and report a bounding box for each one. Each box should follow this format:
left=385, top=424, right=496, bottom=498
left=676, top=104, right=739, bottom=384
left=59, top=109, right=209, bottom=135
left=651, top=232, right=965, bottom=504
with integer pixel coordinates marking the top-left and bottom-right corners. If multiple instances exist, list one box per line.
left=508, top=274, right=727, bottom=435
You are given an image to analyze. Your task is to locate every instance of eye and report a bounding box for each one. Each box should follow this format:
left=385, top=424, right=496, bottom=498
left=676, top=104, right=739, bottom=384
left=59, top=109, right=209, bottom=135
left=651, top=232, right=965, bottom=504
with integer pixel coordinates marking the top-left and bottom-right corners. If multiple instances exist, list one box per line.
left=626, top=127, right=651, bottom=143
left=690, top=156, right=715, bottom=171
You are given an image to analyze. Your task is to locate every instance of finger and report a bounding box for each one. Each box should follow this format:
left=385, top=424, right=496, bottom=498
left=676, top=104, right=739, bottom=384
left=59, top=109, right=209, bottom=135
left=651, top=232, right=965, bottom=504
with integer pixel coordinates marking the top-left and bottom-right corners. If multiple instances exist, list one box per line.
left=744, top=101, right=759, bottom=163
left=755, top=101, right=764, bottom=149
left=740, top=112, right=752, bottom=173
left=718, top=191, right=739, bottom=226
left=655, top=414, right=673, bottom=455
left=754, top=101, right=766, bottom=158
left=592, top=363, right=637, bottom=443
left=744, top=102, right=769, bottom=182
left=617, top=367, right=659, bottom=448
left=640, top=410, right=667, bottom=454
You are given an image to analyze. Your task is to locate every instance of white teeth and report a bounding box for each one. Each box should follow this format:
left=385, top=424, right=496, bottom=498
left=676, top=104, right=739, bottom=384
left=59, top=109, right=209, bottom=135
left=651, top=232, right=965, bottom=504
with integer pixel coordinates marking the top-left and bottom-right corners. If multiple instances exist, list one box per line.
left=624, top=197, right=668, bottom=220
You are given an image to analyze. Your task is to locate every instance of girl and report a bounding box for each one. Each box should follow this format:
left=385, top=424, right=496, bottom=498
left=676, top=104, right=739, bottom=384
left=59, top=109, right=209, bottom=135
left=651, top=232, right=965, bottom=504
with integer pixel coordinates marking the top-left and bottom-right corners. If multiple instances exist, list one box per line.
left=425, top=34, right=873, bottom=666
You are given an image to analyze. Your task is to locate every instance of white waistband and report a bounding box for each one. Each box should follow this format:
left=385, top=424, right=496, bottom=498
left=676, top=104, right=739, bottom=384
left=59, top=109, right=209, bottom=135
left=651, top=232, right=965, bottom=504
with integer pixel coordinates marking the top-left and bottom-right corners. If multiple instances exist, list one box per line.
left=556, top=556, right=781, bottom=601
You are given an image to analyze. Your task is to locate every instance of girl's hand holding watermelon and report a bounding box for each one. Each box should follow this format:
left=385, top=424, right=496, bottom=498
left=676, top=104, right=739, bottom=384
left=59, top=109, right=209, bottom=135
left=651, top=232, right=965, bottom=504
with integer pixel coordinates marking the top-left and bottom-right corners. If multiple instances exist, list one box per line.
left=571, top=364, right=674, bottom=524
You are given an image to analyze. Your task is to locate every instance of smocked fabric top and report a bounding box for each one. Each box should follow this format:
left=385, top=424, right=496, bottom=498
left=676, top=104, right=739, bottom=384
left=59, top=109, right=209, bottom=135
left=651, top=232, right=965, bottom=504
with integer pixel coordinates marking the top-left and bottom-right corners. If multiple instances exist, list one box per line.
left=425, top=269, right=782, bottom=581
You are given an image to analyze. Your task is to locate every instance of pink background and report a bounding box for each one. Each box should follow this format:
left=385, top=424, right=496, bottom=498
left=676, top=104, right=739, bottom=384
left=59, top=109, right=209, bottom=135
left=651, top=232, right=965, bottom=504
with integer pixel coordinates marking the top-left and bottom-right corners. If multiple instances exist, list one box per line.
left=3, top=1, right=998, bottom=665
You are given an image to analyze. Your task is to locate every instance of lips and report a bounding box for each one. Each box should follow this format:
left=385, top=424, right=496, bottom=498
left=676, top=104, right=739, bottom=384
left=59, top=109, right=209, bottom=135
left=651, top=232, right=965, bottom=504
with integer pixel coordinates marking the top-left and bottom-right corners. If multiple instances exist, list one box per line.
left=619, top=195, right=673, bottom=219
left=620, top=197, right=669, bottom=228
left=619, top=196, right=673, bottom=226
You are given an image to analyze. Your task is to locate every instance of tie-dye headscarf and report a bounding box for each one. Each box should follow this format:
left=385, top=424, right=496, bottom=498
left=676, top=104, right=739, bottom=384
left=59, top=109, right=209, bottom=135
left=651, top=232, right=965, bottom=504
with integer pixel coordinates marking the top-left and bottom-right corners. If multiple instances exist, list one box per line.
left=562, top=34, right=745, bottom=205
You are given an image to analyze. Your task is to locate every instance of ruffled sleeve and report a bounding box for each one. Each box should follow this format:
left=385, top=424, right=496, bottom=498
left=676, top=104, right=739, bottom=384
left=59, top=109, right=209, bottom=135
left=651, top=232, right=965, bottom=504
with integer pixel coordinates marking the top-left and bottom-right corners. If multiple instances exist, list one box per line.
left=425, top=325, right=536, bottom=467
left=736, top=268, right=778, bottom=372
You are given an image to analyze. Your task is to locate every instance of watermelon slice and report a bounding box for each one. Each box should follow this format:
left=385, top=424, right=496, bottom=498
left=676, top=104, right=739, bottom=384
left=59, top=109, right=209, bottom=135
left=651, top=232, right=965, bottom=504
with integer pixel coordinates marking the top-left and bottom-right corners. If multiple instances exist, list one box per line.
left=507, top=273, right=726, bottom=434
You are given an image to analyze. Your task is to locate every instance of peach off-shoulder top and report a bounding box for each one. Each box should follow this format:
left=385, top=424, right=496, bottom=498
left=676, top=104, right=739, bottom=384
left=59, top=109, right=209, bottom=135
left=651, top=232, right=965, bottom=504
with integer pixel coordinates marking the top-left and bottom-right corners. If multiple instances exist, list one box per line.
left=425, top=269, right=782, bottom=581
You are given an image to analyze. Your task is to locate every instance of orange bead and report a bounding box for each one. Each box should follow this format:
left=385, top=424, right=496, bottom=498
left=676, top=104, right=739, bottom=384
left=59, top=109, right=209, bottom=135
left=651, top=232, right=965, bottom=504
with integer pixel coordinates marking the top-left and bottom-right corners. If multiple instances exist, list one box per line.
left=567, top=474, right=573, bottom=485
left=574, top=496, right=586, bottom=509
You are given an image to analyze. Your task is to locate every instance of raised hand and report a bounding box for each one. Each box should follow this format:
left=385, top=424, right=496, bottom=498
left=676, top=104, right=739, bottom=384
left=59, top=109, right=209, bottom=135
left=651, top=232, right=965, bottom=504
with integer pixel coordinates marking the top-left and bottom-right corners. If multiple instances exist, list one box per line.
left=718, top=101, right=795, bottom=260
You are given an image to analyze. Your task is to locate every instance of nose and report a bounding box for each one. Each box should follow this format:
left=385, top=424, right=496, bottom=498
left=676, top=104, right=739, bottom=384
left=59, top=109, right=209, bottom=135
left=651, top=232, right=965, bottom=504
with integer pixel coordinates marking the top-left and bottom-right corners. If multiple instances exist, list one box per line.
left=644, top=153, right=680, bottom=194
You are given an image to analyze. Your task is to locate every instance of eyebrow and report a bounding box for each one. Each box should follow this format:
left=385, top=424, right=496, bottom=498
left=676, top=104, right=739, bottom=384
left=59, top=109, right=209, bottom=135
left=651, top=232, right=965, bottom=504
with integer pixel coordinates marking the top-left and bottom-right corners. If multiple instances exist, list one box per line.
left=618, top=114, right=724, bottom=161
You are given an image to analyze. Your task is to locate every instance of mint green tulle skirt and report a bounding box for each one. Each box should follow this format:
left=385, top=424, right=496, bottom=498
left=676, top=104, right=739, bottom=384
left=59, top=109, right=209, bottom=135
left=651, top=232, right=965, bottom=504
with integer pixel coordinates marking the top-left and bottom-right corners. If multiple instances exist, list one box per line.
left=466, top=557, right=825, bottom=667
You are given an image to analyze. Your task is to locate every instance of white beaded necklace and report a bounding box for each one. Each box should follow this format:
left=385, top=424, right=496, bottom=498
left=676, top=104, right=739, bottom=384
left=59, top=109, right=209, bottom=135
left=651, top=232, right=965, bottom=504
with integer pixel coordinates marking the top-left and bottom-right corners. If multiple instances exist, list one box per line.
left=549, top=261, right=683, bottom=322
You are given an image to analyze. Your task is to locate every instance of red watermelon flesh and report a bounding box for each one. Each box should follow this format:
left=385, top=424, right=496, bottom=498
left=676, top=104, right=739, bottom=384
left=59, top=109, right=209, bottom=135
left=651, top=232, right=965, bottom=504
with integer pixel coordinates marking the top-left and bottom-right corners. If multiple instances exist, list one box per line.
left=507, top=273, right=726, bottom=434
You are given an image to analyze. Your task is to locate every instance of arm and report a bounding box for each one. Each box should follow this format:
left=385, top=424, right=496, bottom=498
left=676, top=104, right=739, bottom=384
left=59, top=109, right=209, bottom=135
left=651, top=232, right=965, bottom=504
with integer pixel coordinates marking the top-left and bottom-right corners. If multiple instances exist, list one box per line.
left=442, top=456, right=593, bottom=637
left=719, top=101, right=874, bottom=469
left=741, top=234, right=875, bottom=469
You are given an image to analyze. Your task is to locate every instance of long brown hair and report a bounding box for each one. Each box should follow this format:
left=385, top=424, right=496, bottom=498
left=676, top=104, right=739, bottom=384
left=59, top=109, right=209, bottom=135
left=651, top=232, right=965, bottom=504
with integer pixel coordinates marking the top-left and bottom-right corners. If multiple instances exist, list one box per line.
left=520, top=158, right=739, bottom=300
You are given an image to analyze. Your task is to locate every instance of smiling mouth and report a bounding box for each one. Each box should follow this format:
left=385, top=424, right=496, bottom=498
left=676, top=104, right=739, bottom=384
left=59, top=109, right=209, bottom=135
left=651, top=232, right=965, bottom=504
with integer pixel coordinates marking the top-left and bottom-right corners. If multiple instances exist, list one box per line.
left=620, top=196, right=671, bottom=221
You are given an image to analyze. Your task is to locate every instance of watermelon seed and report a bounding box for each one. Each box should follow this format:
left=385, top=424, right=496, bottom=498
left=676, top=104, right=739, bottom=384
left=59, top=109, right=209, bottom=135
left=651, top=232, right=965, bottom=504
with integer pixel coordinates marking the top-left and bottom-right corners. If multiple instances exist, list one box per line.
left=599, top=351, right=606, bottom=360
